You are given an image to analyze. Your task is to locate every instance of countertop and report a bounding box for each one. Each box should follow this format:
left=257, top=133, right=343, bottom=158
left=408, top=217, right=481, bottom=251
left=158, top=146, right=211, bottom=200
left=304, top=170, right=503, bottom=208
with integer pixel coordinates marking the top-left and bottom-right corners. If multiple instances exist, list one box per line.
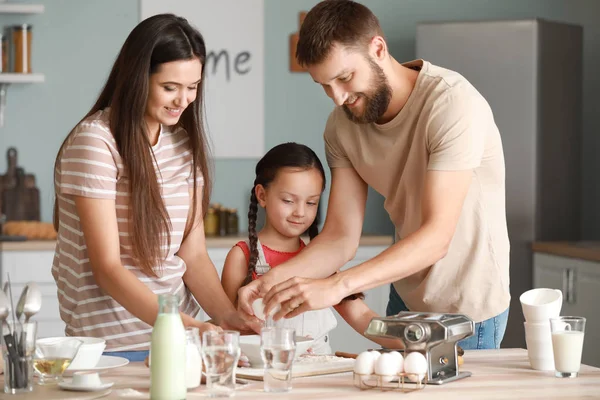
left=0, top=234, right=394, bottom=252
left=3, top=349, right=599, bottom=399
left=532, top=241, right=600, bottom=263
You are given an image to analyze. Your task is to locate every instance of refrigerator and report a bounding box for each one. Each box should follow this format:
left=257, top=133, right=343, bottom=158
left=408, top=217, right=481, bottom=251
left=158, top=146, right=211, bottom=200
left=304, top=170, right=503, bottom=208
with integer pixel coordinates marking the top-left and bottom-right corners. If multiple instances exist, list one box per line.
left=416, top=19, right=583, bottom=348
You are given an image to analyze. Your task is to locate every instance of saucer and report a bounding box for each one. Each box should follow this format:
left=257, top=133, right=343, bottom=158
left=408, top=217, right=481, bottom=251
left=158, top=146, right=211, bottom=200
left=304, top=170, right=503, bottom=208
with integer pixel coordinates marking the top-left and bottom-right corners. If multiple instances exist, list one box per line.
left=58, top=379, right=114, bottom=392
left=65, top=355, right=129, bottom=374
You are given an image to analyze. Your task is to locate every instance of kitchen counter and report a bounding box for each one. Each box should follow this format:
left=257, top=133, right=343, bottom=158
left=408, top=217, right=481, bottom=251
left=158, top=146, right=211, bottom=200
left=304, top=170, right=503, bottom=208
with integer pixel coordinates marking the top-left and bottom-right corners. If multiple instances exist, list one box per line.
left=4, top=349, right=599, bottom=399
left=532, top=241, right=600, bottom=263
left=0, top=234, right=394, bottom=252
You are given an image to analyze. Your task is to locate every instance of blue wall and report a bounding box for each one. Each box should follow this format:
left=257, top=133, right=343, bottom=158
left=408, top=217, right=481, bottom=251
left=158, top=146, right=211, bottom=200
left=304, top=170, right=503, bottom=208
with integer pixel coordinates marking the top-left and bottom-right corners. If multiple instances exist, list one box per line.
left=1, top=0, right=599, bottom=237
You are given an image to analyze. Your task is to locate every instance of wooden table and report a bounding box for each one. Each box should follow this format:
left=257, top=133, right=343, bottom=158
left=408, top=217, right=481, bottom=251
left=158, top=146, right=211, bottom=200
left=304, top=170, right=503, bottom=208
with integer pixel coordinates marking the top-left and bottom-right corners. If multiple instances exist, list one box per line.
left=2, top=349, right=600, bottom=399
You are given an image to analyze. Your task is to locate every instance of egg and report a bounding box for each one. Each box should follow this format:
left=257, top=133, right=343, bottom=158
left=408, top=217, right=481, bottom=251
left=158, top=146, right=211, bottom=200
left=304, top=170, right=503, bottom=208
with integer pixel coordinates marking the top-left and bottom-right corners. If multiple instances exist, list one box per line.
left=388, top=351, right=404, bottom=373
left=368, top=350, right=381, bottom=361
left=403, top=352, right=427, bottom=382
left=353, top=351, right=375, bottom=375
left=251, top=298, right=280, bottom=321
left=251, top=298, right=266, bottom=320
left=374, top=353, right=398, bottom=382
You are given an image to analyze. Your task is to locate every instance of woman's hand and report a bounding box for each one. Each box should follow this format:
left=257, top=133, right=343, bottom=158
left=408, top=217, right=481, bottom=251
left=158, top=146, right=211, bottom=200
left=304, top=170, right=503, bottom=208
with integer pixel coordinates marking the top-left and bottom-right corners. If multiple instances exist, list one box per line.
left=216, top=310, right=262, bottom=335
left=181, top=313, right=222, bottom=335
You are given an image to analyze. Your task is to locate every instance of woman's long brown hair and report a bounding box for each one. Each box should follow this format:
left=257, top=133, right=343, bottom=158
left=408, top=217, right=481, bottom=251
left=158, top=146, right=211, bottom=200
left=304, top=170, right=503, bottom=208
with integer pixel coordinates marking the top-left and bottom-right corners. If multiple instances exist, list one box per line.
left=53, top=14, right=212, bottom=277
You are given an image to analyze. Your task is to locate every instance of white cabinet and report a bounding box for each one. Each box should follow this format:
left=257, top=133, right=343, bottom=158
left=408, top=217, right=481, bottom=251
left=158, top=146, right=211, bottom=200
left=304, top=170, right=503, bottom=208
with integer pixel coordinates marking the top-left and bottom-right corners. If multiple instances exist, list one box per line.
left=0, top=249, right=63, bottom=338
left=329, top=246, right=389, bottom=353
left=194, top=248, right=229, bottom=322
left=533, top=253, right=600, bottom=367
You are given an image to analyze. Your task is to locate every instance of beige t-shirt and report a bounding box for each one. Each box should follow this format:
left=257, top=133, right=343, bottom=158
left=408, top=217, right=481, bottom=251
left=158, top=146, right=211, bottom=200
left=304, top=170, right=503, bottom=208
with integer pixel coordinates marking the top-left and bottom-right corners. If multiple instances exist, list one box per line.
left=324, top=59, right=510, bottom=322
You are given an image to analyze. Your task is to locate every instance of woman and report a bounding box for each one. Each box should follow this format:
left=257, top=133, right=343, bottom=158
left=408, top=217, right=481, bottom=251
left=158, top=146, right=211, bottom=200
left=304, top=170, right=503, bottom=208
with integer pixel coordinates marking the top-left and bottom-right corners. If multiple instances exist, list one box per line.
left=51, top=14, right=259, bottom=362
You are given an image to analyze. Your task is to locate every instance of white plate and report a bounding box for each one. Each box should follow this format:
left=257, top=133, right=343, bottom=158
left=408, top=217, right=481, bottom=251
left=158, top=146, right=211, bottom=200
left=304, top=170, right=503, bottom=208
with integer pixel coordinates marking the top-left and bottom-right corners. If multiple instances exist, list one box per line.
left=65, top=355, right=129, bottom=374
left=58, top=379, right=114, bottom=392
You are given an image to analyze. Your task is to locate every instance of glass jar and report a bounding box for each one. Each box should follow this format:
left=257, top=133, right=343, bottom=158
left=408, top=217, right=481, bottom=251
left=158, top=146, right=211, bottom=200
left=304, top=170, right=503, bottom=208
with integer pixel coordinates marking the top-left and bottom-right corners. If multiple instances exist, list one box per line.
left=11, top=24, right=32, bottom=73
left=0, top=34, right=7, bottom=73
left=185, top=328, right=202, bottom=389
left=219, top=207, right=230, bottom=236
left=204, top=207, right=219, bottom=236
left=227, top=208, right=239, bottom=235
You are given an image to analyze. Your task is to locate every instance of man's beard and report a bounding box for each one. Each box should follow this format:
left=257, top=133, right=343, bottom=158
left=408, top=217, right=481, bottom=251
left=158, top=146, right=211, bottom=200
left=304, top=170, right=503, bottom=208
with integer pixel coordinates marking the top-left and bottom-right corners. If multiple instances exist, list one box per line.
left=342, top=59, right=392, bottom=124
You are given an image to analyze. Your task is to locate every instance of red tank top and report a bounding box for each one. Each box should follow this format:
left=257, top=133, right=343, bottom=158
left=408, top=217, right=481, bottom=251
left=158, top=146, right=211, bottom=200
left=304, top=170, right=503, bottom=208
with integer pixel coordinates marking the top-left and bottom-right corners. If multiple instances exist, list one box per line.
left=235, top=239, right=306, bottom=281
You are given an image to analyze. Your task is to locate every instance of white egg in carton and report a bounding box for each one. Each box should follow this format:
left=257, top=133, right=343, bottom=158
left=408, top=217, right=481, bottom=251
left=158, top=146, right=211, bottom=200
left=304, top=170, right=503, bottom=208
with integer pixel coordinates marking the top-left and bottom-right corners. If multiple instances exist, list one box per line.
left=352, top=350, right=427, bottom=392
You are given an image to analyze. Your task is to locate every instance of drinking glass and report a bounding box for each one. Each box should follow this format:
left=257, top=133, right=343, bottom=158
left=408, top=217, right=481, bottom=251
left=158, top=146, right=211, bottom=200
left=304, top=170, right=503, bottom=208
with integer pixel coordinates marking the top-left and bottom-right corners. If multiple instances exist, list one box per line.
left=260, top=327, right=296, bottom=393
left=550, top=316, right=586, bottom=378
left=201, top=330, right=240, bottom=397
left=2, top=321, right=37, bottom=394
left=33, top=337, right=82, bottom=384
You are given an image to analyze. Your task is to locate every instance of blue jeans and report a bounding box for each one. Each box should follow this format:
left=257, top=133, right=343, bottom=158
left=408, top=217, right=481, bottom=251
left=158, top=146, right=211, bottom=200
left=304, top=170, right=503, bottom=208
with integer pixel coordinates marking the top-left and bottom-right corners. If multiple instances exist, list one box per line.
left=103, top=350, right=149, bottom=362
left=386, top=284, right=509, bottom=350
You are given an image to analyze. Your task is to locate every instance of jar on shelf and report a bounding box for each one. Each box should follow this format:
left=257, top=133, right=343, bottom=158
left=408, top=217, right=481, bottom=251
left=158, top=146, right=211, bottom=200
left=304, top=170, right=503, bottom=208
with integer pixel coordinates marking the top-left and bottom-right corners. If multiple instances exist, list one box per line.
left=0, top=33, right=7, bottom=73
left=11, top=24, right=32, bottom=73
left=227, top=208, right=239, bottom=235
left=204, top=207, right=219, bottom=237
left=218, top=207, right=230, bottom=237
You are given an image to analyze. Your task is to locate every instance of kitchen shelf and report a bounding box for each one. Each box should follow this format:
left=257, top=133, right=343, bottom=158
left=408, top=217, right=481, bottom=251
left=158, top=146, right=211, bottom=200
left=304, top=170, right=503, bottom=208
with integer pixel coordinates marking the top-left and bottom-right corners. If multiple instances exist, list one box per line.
left=0, top=3, right=44, bottom=14
left=0, top=73, right=44, bottom=83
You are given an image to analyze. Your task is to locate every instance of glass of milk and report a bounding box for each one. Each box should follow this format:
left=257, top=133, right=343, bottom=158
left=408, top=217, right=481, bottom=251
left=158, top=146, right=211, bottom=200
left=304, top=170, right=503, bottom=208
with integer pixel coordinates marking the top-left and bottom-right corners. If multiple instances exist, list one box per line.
left=201, top=330, right=240, bottom=397
left=550, top=316, right=586, bottom=378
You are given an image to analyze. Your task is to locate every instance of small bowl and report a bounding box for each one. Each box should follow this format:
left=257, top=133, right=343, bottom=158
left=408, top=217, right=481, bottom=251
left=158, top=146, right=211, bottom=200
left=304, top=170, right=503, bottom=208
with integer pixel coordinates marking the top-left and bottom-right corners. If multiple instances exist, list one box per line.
left=66, top=337, right=106, bottom=370
left=239, top=335, right=313, bottom=367
left=34, top=337, right=83, bottom=384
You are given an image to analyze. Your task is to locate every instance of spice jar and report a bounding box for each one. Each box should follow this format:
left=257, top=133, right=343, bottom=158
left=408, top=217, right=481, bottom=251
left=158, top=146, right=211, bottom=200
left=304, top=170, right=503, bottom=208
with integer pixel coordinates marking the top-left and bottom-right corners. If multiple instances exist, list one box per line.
left=0, top=33, right=7, bottom=73
left=219, top=207, right=230, bottom=237
left=11, top=24, right=32, bottom=73
left=204, top=207, right=219, bottom=237
left=227, top=208, right=239, bottom=235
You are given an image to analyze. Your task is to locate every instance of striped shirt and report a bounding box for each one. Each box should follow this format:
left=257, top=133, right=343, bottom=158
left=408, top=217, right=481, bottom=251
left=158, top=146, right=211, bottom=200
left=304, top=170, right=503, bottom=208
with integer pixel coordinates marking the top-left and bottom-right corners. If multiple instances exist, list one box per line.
left=52, top=108, right=202, bottom=351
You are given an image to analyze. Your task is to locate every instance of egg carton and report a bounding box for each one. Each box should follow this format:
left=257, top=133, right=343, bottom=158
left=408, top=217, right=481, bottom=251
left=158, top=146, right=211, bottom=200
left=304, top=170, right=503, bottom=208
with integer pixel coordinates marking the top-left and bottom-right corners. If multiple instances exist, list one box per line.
left=353, top=372, right=427, bottom=392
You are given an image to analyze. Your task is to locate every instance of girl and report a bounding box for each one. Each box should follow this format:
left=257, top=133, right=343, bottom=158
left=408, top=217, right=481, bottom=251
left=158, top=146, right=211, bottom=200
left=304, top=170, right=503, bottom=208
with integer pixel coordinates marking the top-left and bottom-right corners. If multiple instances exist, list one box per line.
left=52, top=14, right=258, bottom=362
left=221, top=142, right=401, bottom=354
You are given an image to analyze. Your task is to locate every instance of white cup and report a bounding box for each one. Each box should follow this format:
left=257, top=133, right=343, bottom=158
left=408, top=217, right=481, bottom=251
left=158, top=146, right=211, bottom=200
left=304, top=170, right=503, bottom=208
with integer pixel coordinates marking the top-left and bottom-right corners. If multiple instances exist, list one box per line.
left=528, top=356, right=555, bottom=371
left=524, top=321, right=552, bottom=341
left=525, top=331, right=555, bottom=371
left=520, top=288, right=562, bottom=322
left=72, top=371, right=103, bottom=387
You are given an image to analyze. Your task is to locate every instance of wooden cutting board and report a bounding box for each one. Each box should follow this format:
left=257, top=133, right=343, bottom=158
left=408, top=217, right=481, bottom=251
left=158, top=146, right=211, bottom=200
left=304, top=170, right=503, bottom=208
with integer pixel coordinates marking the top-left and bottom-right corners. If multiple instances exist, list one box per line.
left=0, top=148, right=37, bottom=219
left=2, top=167, right=40, bottom=221
left=237, top=356, right=354, bottom=381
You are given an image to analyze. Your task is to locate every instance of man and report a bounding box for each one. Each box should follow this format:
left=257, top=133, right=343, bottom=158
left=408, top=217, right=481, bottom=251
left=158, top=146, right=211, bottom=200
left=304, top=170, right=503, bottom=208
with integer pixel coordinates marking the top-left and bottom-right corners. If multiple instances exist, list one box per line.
left=239, top=0, right=510, bottom=349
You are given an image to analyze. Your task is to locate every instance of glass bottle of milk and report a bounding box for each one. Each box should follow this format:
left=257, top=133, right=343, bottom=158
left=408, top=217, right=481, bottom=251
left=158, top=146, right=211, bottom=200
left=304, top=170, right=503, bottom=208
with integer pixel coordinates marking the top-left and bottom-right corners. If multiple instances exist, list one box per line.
left=150, top=294, right=186, bottom=400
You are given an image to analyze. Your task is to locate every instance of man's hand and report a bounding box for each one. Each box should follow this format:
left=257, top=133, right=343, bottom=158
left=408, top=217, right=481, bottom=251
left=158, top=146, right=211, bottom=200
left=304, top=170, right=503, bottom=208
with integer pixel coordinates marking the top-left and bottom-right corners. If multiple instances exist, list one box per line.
left=236, top=276, right=274, bottom=316
left=263, top=275, right=347, bottom=320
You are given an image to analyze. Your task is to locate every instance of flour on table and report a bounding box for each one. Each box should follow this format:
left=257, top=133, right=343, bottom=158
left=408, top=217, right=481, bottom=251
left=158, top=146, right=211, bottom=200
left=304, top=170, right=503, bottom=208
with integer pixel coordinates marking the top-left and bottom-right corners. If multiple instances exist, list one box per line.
left=295, top=355, right=350, bottom=365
